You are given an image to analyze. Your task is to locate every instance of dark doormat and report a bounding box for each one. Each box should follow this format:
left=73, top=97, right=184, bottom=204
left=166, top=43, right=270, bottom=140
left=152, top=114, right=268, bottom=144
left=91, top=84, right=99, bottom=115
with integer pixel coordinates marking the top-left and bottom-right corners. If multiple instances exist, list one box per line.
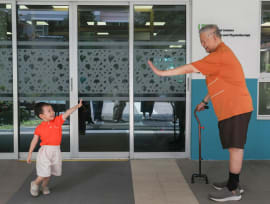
left=7, top=161, right=135, bottom=204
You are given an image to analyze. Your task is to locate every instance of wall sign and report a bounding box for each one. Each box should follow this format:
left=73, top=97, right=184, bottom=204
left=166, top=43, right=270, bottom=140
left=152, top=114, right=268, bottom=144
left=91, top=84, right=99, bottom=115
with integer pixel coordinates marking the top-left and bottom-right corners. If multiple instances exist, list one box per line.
left=192, top=0, right=260, bottom=79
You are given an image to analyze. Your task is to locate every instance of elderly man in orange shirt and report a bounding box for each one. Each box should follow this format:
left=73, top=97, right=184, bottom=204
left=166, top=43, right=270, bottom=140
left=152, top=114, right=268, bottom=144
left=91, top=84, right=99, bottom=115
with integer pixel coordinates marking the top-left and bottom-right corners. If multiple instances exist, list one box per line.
left=148, top=24, right=253, bottom=202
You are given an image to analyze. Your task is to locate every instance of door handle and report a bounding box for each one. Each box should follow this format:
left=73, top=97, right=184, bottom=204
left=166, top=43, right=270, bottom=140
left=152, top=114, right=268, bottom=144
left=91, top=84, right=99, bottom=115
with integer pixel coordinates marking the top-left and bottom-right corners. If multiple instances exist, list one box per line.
left=187, top=75, right=190, bottom=92
left=70, top=77, right=73, bottom=92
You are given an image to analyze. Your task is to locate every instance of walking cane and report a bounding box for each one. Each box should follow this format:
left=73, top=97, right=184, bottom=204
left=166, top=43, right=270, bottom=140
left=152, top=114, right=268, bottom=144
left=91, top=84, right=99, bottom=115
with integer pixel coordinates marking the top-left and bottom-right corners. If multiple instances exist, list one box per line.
left=191, top=106, right=209, bottom=184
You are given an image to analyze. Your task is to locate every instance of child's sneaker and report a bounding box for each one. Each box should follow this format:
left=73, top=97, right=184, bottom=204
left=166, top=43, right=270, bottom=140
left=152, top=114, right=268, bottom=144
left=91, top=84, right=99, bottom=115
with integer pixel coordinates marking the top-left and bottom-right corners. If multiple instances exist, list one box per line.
left=30, top=181, right=39, bottom=197
left=41, top=186, right=50, bottom=195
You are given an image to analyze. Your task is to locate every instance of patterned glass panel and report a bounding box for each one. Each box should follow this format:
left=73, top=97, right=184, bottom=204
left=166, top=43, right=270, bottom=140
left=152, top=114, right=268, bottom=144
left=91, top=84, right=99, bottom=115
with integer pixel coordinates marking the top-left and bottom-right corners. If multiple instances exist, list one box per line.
left=0, top=4, right=13, bottom=152
left=78, top=6, right=129, bottom=152
left=17, top=5, right=70, bottom=152
left=259, top=82, right=270, bottom=115
left=261, top=2, right=270, bottom=73
left=134, top=5, right=186, bottom=152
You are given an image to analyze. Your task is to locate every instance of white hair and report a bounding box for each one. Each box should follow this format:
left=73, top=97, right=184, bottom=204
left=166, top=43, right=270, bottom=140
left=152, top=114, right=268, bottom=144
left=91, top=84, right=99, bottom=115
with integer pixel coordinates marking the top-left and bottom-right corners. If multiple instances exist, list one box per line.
left=199, top=24, right=221, bottom=39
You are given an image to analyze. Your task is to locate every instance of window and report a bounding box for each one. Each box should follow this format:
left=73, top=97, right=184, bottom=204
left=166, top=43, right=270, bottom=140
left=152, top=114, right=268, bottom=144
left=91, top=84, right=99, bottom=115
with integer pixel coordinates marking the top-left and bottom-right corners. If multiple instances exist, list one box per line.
left=0, top=4, right=13, bottom=152
left=259, top=2, right=270, bottom=119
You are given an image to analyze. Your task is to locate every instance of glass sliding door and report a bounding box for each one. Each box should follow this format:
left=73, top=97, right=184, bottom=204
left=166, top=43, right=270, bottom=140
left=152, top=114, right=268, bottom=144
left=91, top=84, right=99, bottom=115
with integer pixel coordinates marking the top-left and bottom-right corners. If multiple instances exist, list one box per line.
left=0, top=2, right=190, bottom=159
left=77, top=5, right=129, bottom=152
left=133, top=5, right=187, bottom=152
left=17, top=5, right=70, bottom=152
left=0, top=4, right=13, bottom=152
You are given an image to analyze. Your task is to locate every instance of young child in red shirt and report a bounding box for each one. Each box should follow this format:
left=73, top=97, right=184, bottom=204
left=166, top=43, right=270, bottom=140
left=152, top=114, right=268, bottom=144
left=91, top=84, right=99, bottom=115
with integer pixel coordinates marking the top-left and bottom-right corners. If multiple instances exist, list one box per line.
left=27, top=99, right=83, bottom=197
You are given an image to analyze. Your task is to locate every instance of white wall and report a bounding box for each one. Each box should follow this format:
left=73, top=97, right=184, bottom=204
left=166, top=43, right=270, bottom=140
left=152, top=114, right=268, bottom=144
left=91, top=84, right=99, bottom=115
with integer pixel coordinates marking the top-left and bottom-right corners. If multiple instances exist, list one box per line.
left=191, top=0, right=260, bottom=79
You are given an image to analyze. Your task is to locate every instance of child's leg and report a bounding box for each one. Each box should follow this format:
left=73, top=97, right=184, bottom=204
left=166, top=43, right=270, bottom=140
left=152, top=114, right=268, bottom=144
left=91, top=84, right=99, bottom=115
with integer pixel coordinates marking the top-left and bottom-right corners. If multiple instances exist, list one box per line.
left=41, top=177, right=51, bottom=195
left=34, top=176, right=45, bottom=185
left=30, top=176, right=44, bottom=197
left=41, top=177, right=50, bottom=188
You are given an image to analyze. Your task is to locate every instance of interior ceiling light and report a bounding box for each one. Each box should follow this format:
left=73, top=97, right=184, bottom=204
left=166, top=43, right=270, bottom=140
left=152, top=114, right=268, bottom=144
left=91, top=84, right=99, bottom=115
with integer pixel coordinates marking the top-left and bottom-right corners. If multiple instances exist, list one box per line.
left=97, top=22, right=106, bottom=26
left=52, top=6, right=68, bottom=9
left=36, top=21, right=48, bottom=26
left=19, top=5, right=28, bottom=9
left=87, top=22, right=95, bottom=26
left=6, top=4, right=11, bottom=9
left=178, top=40, right=186, bottom=43
left=97, top=32, right=109, bottom=35
left=145, top=22, right=166, bottom=26
left=134, top=5, right=153, bottom=11
left=169, top=45, right=182, bottom=48
left=262, top=22, right=270, bottom=27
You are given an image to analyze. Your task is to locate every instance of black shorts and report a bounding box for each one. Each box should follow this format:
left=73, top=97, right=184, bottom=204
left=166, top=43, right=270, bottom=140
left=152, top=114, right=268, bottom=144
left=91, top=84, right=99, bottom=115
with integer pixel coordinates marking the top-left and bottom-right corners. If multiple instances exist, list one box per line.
left=218, top=112, right=252, bottom=149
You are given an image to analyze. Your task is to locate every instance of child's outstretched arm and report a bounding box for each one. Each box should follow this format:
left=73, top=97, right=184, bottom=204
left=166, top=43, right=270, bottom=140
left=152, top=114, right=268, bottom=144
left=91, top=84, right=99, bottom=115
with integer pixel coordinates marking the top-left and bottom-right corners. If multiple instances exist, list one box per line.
left=27, top=135, right=39, bottom=164
left=62, top=99, right=83, bottom=121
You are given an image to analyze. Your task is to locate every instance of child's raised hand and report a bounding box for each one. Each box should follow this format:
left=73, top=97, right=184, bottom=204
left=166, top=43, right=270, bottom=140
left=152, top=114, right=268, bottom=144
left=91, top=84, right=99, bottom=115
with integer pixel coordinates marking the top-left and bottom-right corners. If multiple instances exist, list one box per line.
left=63, top=100, right=83, bottom=120
left=78, top=99, right=83, bottom=108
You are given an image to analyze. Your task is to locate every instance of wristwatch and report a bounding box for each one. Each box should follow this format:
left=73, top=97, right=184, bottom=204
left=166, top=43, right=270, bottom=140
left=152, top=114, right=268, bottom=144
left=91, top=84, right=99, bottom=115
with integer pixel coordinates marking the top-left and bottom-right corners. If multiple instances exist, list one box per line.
left=201, top=99, right=208, bottom=105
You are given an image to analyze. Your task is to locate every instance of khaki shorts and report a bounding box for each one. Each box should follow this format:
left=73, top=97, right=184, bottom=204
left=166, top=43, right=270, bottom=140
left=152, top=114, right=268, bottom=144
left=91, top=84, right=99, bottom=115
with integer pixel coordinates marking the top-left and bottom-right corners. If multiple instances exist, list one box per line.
left=218, top=112, right=252, bottom=149
left=36, top=145, right=62, bottom=177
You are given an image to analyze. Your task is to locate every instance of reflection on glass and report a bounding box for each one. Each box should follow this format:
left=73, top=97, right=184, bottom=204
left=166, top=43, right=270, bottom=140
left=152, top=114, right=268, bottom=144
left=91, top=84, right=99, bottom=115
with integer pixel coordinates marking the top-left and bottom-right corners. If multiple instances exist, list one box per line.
left=17, top=5, right=70, bottom=152
left=261, top=2, right=270, bottom=73
left=259, top=82, right=270, bottom=115
left=0, top=4, right=13, bottom=152
left=78, top=6, right=129, bottom=152
left=134, top=5, right=186, bottom=152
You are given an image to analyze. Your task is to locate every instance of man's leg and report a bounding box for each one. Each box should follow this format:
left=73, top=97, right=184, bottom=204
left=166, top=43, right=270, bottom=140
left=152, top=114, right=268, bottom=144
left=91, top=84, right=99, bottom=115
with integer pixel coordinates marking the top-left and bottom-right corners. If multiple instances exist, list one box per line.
left=227, top=148, right=244, bottom=192
left=208, top=148, right=243, bottom=202
left=229, top=148, right=243, bottom=174
left=209, top=112, right=251, bottom=201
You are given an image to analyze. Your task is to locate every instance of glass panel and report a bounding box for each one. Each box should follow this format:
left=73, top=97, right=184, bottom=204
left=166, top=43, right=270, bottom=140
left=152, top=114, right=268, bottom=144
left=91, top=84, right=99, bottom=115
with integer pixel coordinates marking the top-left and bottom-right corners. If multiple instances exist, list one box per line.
left=78, top=6, right=129, bottom=152
left=134, top=5, right=186, bottom=152
left=259, top=82, right=270, bottom=115
left=0, top=4, right=13, bottom=152
left=261, top=2, right=270, bottom=73
left=17, top=5, right=70, bottom=152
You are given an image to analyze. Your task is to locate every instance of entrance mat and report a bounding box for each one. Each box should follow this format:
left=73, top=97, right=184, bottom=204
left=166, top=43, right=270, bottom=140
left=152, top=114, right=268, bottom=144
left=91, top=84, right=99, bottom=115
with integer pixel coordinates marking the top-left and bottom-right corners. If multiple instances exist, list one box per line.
left=7, top=161, right=135, bottom=204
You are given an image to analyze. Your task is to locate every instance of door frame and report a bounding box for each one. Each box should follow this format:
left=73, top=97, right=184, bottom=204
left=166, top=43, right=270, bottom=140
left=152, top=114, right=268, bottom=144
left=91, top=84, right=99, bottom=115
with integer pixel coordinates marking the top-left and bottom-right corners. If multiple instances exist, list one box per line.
left=70, top=1, right=130, bottom=159
left=71, top=0, right=191, bottom=159
left=0, top=0, right=18, bottom=159
left=129, top=0, right=191, bottom=159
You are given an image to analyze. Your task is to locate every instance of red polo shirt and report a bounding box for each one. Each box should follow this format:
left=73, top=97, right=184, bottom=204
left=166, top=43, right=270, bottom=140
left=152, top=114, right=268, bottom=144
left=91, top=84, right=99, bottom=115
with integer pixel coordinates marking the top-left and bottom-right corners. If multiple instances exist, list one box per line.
left=34, top=115, right=65, bottom=146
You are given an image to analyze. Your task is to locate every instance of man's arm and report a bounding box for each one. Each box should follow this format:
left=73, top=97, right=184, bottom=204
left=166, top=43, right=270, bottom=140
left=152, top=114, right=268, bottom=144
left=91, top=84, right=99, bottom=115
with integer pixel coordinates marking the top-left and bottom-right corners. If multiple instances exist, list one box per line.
left=27, top=135, right=39, bottom=164
left=62, top=99, right=83, bottom=121
left=203, top=94, right=211, bottom=104
left=148, top=60, right=199, bottom=77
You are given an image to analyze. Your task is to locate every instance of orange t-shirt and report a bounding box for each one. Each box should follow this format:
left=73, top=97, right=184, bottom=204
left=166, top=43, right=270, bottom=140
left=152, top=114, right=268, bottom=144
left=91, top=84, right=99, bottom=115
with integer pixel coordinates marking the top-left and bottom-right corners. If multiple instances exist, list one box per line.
left=191, top=42, right=253, bottom=121
left=34, top=115, right=65, bottom=146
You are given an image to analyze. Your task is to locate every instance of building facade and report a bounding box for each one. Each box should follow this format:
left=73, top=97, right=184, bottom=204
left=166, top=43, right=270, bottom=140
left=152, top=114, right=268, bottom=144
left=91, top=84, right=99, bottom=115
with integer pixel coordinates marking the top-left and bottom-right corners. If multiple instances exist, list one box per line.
left=0, top=0, right=269, bottom=160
